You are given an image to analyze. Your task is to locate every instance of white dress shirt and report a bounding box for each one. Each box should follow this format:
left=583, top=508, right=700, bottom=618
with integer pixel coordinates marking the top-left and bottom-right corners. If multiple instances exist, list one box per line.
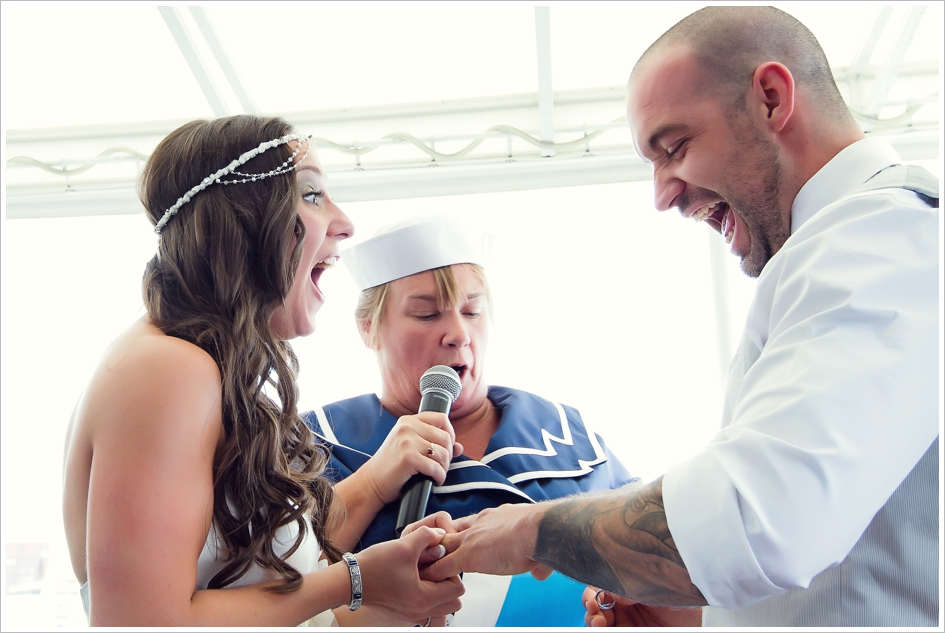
left=663, top=138, right=939, bottom=625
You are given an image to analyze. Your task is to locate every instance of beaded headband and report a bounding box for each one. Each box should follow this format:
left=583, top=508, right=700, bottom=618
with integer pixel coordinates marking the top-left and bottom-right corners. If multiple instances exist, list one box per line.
left=154, top=133, right=313, bottom=234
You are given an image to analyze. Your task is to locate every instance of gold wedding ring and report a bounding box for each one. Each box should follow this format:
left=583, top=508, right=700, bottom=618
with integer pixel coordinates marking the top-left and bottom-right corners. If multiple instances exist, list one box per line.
left=425, top=443, right=436, bottom=458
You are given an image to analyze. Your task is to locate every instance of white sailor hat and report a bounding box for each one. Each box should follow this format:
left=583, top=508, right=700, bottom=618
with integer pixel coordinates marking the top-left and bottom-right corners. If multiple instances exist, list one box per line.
left=343, top=215, right=490, bottom=291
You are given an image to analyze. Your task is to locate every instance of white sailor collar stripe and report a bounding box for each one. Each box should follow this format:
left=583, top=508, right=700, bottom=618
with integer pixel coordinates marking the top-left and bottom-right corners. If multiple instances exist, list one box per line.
left=477, top=389, right=608, bottom=485
left=433, top=479, right=534, bottom=502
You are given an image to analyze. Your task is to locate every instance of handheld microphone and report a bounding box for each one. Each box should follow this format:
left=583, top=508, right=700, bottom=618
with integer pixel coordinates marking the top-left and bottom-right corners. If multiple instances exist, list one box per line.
left=394, top=365, right=462, bottom=537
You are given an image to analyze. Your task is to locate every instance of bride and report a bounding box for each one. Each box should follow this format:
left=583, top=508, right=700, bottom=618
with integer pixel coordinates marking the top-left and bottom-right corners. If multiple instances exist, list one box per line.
left=61, top=115, right=463, bottom=626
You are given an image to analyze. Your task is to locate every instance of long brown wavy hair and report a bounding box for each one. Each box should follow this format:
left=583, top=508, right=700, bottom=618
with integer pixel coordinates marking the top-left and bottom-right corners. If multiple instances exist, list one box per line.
left=139, top=115, right=341, bottom=593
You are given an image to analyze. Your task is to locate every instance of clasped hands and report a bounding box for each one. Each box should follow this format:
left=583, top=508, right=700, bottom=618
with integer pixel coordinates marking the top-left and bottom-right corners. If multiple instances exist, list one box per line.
left=407, top=505, right=702, bottom=628
left=399, top=506, right=550, bottom=627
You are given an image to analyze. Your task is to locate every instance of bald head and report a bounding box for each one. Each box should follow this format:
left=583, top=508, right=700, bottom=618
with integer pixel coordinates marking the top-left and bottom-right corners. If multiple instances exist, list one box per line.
left=632, top=6, right=852, bottom=123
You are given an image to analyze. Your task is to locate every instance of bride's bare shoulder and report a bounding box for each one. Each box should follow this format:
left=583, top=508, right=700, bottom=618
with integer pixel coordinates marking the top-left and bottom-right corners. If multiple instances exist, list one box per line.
left=106, top=318, right=219, bottom=377
left=89, top=318, right=220, bottom=391
left=76, top=318, right=223, bottom=436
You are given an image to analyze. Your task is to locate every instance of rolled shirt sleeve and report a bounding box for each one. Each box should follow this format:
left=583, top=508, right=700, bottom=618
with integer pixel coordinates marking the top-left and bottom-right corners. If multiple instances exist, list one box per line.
left=664, top=186, right=939, bottom=610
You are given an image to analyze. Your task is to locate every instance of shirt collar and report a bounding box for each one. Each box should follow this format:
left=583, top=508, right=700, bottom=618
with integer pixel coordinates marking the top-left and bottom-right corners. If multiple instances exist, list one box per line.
left=791, top=137, right=903, bottom=233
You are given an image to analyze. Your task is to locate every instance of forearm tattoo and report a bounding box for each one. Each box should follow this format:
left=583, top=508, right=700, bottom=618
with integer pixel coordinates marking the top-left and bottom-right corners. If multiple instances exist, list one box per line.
left=534, top=478, right=707, bottom=607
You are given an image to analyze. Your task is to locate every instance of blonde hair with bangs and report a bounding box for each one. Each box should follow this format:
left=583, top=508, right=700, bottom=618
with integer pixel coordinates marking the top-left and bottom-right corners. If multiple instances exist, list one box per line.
left=355, top=264, right=492, bottom=350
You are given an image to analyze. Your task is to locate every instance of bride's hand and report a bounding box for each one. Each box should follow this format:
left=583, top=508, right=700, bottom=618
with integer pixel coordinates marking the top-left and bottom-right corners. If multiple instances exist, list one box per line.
left=354, top=525, right=464, bottom=622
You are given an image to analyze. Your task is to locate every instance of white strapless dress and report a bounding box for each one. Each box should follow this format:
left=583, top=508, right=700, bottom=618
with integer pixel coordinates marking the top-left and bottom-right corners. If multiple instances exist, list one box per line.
left=80, top=516, right=333, bottom=626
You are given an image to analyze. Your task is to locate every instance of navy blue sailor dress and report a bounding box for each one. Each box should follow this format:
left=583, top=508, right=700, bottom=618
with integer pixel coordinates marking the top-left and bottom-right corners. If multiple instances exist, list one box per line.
left=302, top=385, right=638, bottom=627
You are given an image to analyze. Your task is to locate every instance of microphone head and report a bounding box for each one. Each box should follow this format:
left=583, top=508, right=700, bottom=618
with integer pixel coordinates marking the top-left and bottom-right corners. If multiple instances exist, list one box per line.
left=419, top=365, right=462, bottom=402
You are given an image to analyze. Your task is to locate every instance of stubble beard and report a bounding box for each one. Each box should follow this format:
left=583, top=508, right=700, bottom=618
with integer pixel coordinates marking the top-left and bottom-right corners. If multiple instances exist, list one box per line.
left=725, top=122, right=790, bottom=278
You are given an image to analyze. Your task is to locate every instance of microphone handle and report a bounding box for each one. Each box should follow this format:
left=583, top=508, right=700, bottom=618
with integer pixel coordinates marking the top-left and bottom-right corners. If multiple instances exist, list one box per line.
left=418, top=390, right=452, bottom=415
left=394, top=390, right=453, bottom=537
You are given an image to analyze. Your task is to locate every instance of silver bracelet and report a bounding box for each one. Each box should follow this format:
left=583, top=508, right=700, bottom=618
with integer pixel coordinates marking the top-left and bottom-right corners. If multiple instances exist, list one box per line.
left=342, top=552, right=362, bottom=611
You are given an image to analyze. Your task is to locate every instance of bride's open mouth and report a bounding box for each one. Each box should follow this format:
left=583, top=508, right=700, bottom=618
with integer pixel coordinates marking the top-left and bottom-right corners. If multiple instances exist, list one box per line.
left=310, top=255, right=339, bottom=295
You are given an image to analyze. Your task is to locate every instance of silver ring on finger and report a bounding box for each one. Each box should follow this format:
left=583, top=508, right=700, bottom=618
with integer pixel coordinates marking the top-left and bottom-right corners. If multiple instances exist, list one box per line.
left=423, top=616, right=432, bottom=626
left=595, top=589, right=616, bottom=611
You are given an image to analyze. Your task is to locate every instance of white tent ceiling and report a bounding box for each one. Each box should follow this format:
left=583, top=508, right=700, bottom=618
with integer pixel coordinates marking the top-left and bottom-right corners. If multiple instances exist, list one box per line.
left=3, top=2, right=941, bottom=220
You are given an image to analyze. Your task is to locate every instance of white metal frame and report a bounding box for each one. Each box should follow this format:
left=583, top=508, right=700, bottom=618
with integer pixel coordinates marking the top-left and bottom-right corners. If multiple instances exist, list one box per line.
left=2, top=4, right=939, bottom=397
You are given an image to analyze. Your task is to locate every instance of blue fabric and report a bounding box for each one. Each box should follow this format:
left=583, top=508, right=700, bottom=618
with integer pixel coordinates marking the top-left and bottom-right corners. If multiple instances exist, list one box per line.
left=303, top=386, right=636, bottom=550
left=495, top=571, right=587, bottom=627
